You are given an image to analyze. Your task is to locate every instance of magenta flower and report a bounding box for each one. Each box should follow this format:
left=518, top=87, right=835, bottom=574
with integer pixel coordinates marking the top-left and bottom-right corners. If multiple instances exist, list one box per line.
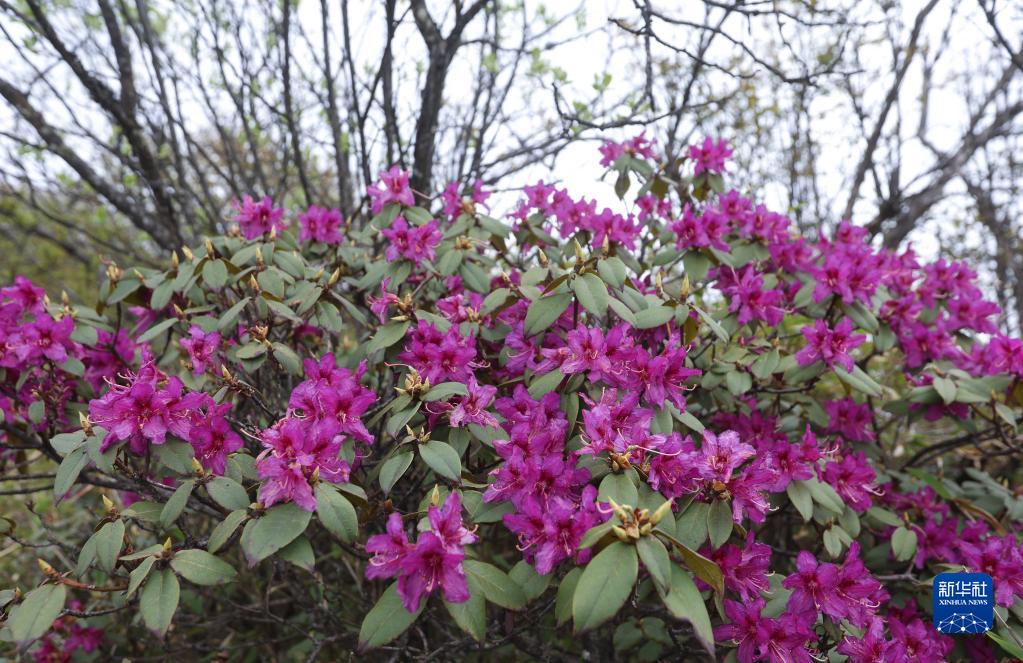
left=189, top=401, right=243, bottom=475
left=825, top=398, right=875, bottom=442
left=714, top=599, right=816, bottom=663
left=89, top=363, right=208, bottom=454
left=821, top=451, right=878, bottom=513
left=298, top=205, right=344, bottom=244
left=716, top=265, right=785, bottom=326
left=688, top=137, right=732, bottom=176
left=1, top=275, right=46, bottom=311
left=288, top=354, right=377, bottom=445
left=179, top=325, right=220, bottom=375
left=397, top=531, right=469, bottom=611
left=365, top=492, right=475, bottom=612
left=232, top=195, right=286, bottom=240
left=366, top=512, right=413, bottom=580
left=381, top=217, right=442, bottom=265
left=448, top=376, right=498, bottom=428
left=795, top=317, right=865, bottom=372
left=255, top=416, right=354, bottom=511
left=367, top=166, right=415, bottom=213
left=398, top=320, right=477, bottom=384
left=598, top=132, right=657, bottom=167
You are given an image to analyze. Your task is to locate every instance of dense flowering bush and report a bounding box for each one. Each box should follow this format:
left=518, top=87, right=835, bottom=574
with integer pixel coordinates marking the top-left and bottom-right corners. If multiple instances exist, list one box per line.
left=2, top=135, right=1023, bottom=661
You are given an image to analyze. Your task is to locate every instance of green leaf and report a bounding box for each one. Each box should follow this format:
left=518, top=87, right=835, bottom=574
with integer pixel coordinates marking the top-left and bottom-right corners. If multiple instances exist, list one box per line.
left=271, top=342, right=303, bottom=375
left=786, top=481, right=813, bottom=522
left=50, top=430, right=86, bottom=455
left=572, top=273, right=609, bottom=316
left=217, top=297, right=250, bottom=331
left=240, top=502, right=312, bottom=566
left=933, top=376, right=957, bottom=405
left=750, top=349, right=781, bottom=379
left=150, top=280, right=175, bottom=310
left=657, top=567, right=714, bottom=656
left=579, top=521, right=614, bottom=550
left=556, top=568, right=583, bottom=625
left=464, top=560, right=526, bottom=610
left=54, top=446, right=88, bottom=500
left=170, top=549, right=237, bottom=586
left=422, top=382, right=469, bottom=402
left=987, top=631, right=1023, bottom=659
left=527, top=368, right=564, bottom=398
left=127, top=556, right=156, bottom=598
left=315, top=485, right=358, bottom=543
left=8, top=584, right=66, bottom=644
left=706, top=499, right=733, bottom=549
left=682, top=252, right=711, bottom=282
left=892, top=526, right=918, bottom=562
left=121, top=501, right=164, bottom=522
left=367, top=321, right=411, bottom=354
left=804, top=477, right=845, bottom=514
left=419, top=441, right=462, bottom=482
left=637, top=536, right=671, bottom=595
left=379, top=451, right=414, bottom=494
left=206, top=476, right=250, bottom=511
left=208, top=510, right=247, bottom=554
left=674, top=502, right=709, bottom=550
left=153, top=440, right=194, bottom=474
left=655, top=530, right=724, bottom=595
left=160, top=480, right=195, bottom=528
left=136, top=318, right=177, bottom=344
left=572, top=541, right=638, bottom=633
left=834, top=365, right=883, bottom=398
left=725, top=370, right=752, bottom=396
left=358, top=582, right=425, bottom=651
left=597, top=257, right=627, bottom=288
left=633, top=305, right=675, bottom=329
left=94, top=520, right=125, bottom=574
left=444, top=574, right=486, bottom=642
left=523, top=292, right=572, bottom=337
left=140, top=568, right=180, bottom=637
left=202, top=259, right=229, bottom=289
left=598, top=472, right=638, bottom=507
left=278, top=535, right=315, bottom=571
left=510, top=560, right=552, bottom=601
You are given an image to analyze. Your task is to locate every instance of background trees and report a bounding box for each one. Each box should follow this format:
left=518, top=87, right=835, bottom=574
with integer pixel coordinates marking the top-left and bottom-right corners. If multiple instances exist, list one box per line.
left=0, top=0, right=1021, bottom=327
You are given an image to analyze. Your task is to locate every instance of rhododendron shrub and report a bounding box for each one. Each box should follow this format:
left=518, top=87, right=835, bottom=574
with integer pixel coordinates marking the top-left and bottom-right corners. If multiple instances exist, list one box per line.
left=2, top=140, right=1023, bottom=662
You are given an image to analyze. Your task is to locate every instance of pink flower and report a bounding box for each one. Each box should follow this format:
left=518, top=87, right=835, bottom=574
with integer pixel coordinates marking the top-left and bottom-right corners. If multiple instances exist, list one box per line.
left=89, top=363, right=209, bottom=454
left=179, top=325, right=220, bottom=375
left=298, top=205, right=343, bottom=244
left=448, top=377, right=498, bottom=428
left=381, top=217, right=442, bottom=265
left=189, top=401, right=243, bottom=475
left=398, top=321, right=478, bottom=384
left=795, top=318, right=865, bottom=372
left=232, top=195, right=285, bottom=240
left=688, top=137, right=732, bottom=176
left=367, top=166, right=415, bottom=213
left=365, top=492, right=475, bottom=612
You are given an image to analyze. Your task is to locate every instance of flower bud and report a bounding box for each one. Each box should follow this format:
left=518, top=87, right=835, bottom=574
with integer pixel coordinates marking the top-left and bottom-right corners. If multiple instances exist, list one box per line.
left=182, top=246, right=194, bottom=262
left=650, top=499, right=673, bottom=525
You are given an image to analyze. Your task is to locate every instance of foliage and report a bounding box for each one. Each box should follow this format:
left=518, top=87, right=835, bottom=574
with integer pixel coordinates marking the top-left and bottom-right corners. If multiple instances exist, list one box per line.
left=1, top=136, right=1023, bottom=661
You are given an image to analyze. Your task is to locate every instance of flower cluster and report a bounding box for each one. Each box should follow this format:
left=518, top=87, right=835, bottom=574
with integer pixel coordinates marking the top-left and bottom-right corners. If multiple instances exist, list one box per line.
left=298, top=205, right=344, bottom=244
left=365, top=492, right=477, bottom=612
left=256, top=354, right=377, bottom=510
left=381, top=217, right=443, bottom=265
left=231, top=195, right=286, bottom=240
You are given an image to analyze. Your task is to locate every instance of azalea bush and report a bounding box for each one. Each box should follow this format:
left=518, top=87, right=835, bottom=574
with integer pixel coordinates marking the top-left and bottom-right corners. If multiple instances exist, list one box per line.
left=2, top=135, right=1023, bottom=662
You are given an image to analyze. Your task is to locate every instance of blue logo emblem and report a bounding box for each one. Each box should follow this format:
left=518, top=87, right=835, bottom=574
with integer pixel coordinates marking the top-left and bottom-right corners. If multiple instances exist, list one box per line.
left=933, top=572, right=994, bottom=634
